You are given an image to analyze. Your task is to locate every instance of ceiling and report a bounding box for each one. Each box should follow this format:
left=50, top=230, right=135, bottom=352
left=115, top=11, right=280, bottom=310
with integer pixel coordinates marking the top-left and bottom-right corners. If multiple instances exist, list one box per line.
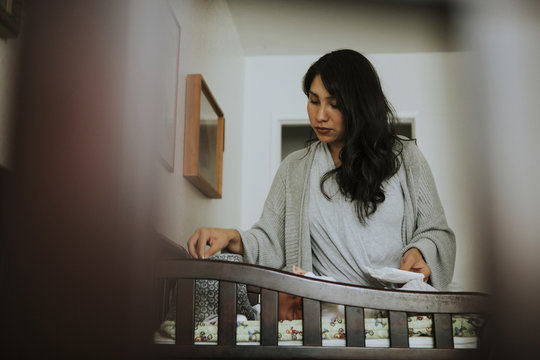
left=226, top=0, right=457, bottom=56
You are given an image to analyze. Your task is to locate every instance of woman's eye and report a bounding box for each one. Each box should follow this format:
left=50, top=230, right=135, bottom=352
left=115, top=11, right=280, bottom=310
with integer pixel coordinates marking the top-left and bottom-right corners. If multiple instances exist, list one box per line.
left=330, top=103, right=339, bottom=109
left=310, top=99, right=319, bottom=105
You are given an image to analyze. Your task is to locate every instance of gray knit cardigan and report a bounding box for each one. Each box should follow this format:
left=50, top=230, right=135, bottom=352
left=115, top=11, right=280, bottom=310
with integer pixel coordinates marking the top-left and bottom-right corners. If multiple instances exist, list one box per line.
left=239, top=140, right=456, bottom=289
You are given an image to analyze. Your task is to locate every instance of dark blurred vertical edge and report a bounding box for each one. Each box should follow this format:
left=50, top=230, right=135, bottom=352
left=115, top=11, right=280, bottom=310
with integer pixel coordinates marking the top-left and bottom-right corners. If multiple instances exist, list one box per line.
left=0, top=165, right=11, bottom=352
left=453, top=1, right=540, bottom=359
left=1, top=0, right=158, bottom=358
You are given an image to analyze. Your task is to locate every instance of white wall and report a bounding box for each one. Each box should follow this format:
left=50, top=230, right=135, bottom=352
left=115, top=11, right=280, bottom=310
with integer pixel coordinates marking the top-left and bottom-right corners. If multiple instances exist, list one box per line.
left=242, top=52, right=485, bottom=291
left=227, top=0, right=454, bottom=55
left=154, top=0, right=245, bottom=247
left=241, top=55, right=314, bottom=231
left=0, top=37, right=20, bottom=168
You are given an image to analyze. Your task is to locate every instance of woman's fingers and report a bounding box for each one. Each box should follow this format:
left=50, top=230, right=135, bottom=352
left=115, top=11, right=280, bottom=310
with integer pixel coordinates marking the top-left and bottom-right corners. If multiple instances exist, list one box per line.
left=400, top=248, right=431, bottom=282
left=410, top=263, right=431, bottom=282
left=187, top=228, right=230, bottom=259
left=187, top=228, right=210, bottom=259
left=400, top=253, right=415, bottom=271
left=205, top=238, right=223, bottom=258
left=196, top=228, right=210, bottom=259
left=187, top=229, right=200, bottom=258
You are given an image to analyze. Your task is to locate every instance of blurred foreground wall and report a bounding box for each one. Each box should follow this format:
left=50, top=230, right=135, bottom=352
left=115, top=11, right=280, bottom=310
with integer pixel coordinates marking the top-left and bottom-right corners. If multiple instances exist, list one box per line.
left=455, top=0, right=540, bottom=358
left=1, top=1, right=158, bottom=358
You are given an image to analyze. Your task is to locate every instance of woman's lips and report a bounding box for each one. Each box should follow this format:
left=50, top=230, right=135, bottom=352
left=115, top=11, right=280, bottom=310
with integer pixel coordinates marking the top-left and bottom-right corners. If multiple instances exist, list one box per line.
left=315, top=127, right=331, bottom=135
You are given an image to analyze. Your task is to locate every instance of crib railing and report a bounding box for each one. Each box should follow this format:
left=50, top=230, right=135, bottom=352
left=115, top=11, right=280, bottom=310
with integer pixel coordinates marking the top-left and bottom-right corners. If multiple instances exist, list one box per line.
left=154, top=258, right=491, bottom=359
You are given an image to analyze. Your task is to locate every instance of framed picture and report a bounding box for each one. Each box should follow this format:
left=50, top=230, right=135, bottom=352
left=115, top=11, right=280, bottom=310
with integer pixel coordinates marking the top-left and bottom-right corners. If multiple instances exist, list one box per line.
left=158, top=4, right=181, bottom=172
left=183, top=74, right=225, bottom=198
left=0, top=0, right=22, bottom=39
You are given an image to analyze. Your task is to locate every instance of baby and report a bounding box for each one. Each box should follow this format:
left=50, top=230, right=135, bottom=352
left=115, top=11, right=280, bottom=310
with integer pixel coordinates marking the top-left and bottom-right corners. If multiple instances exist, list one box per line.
left=278, top=266, right=344, bottom=321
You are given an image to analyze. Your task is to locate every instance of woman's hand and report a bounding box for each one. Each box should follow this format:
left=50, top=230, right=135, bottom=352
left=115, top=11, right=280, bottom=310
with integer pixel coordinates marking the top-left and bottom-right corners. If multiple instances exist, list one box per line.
left=292, top=265, right=307, bottom=275
left=400, top=248, right=431, bottom=282
left=187, top=228, right=243, bottom=259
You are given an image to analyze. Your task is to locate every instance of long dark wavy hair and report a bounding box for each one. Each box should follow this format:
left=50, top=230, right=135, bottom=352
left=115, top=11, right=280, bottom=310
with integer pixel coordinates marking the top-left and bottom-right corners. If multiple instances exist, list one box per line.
left=303, top=49, right=403, bottom=224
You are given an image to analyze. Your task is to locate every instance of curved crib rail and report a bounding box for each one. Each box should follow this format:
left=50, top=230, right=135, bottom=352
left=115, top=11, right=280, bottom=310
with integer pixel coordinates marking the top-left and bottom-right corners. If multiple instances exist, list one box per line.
left=154, top=258, right=491, bottom=360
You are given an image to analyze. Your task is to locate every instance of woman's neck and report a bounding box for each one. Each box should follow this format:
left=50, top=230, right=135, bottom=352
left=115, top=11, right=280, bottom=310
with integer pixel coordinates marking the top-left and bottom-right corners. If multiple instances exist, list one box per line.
left=328, top=143, right=343, bottom=167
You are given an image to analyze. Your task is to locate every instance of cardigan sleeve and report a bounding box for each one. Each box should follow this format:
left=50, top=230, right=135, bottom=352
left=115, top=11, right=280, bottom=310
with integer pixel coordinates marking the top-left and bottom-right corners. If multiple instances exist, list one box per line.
left=400, top=143, right=456, bottom=289
left=238, top=161, right=288, bottom=269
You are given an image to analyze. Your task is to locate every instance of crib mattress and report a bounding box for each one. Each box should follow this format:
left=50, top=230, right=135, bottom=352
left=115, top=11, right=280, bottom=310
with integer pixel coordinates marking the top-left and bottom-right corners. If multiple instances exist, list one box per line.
left=154, top=333, right=477, bottom=349
left=157, top=314, right=482, bottom=349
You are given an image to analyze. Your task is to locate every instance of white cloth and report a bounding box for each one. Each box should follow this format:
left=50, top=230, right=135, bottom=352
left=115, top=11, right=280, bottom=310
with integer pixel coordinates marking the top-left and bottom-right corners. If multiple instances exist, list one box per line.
left=365, top=266, right=424, bottom=284
left=366, top=266, right=437, bottom=291
left=401, top=279, right=437, bottom=291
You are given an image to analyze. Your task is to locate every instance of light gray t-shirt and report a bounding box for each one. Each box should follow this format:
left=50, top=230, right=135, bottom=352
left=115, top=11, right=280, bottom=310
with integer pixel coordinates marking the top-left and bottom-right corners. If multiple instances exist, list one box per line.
left=309, top=143, right=404, bottom=287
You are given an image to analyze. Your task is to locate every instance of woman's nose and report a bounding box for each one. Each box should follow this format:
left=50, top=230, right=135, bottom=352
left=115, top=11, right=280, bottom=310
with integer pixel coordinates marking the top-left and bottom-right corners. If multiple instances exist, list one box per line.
left=316, top=105, right=328, bottom=122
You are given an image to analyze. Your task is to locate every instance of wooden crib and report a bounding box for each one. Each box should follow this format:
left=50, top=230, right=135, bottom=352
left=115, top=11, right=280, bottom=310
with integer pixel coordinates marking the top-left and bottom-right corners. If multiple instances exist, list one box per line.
left=152, top=254, right=491, bottom=359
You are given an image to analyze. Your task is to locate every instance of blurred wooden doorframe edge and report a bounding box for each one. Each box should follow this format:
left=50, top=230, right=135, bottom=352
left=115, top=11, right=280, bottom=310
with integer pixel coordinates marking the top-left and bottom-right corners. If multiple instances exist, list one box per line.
left=0, top=165, right=10, bottom=283
left=0, top=0, right=22, bottom=39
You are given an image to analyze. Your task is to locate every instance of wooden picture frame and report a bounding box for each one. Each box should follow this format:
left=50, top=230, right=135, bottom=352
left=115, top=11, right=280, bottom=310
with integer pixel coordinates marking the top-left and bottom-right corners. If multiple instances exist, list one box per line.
left=183, top=74, right=224, bottom=198
left=0, top=0, right=22, bottom=39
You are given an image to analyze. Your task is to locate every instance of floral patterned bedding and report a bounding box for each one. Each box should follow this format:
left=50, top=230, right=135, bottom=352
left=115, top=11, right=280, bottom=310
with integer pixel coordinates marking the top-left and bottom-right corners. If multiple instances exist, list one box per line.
left=159, top=314, right=483, bottom=344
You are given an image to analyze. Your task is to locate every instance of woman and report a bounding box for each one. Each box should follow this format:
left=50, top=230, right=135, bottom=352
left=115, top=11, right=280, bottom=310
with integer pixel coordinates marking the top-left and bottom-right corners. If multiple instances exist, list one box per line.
left=188, top=49, right=455, bottom=290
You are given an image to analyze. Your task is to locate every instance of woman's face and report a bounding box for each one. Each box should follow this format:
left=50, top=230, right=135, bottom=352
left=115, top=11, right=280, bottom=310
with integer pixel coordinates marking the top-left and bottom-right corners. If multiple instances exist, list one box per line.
left=307, top=75, right=345, bottom=152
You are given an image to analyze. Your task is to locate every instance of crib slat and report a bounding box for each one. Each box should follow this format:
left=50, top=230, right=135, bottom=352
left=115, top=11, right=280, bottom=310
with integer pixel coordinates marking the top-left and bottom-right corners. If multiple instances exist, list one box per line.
left=345, top=306, right=365, bottom=347
left=247, top=285, right=261, bottom=306
left=303, top=298, right=322, bottom=346
left=433, top=313, right=453, bottom=348
left=260, top=288, right=278, bottom=346
left=157, top=279, right=167, bottom=326
left=163, top=279, right=173, bottom=320
left=389, top=311, right=408, bottom=348
left=176, top=279, right=195, bottom=345
left=218, top=281, right=236, bottom=345
left=478, top=314, right=489, bottom=351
